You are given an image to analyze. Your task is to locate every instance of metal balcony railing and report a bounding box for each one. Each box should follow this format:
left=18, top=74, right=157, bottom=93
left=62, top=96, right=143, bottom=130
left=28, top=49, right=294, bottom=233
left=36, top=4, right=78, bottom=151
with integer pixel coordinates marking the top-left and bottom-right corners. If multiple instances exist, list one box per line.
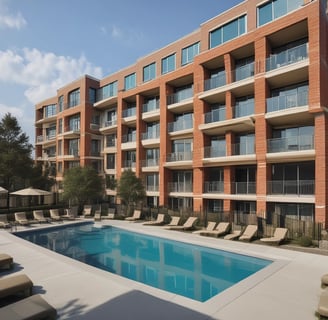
left=203, top=146, right=226, bottom=158
left=232, top=182, right=256, bottom=194
left=267, top=180, right=314, bottom=195
left=204, top=73, right=226, bottom=91
left=168, top=182, right=193, bottom=193
left=167, top=119, right=193, bottom=133
left=204, top=181, right=224, bottom=193
left=267, top=134, right=314, bottom=153
left=266, top=90, right=308, bottom=113
left=167, top=87, right=193, bottom=105
left=204, top=107, right=226, bottom=123
left=166, top=151, right=193, bottom=162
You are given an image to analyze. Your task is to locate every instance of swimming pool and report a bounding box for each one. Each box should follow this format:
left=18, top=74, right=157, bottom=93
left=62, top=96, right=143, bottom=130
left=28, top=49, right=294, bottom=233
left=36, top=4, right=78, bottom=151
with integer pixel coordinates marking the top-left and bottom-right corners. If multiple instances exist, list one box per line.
left=16, top=222, right=272, bottom=302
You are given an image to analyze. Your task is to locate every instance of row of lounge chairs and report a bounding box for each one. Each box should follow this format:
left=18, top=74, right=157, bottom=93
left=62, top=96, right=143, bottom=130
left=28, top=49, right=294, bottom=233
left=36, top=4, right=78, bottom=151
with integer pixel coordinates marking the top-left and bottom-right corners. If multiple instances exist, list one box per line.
left=0, top=253, right=57, bottom=319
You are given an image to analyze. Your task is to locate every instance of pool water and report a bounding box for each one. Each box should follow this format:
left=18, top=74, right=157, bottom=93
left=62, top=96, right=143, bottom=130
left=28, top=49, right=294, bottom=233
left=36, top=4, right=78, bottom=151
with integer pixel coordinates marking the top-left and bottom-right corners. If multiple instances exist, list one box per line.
left=16, top=223, right=272, bottom=302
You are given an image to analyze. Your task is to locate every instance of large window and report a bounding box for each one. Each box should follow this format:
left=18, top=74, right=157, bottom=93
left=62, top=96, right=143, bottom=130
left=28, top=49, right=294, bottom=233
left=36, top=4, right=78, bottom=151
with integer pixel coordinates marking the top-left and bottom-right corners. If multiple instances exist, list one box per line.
left=45, top=104, right=56, bottom=118
left=68, top=139, right=79, bottom=156
left=210, top=15, right=246, bottom=49
left=146, top=148, right=159, bottom=166
left=89, top=88, right=96, bottom=104
left=97, top=81, right=118, bottom=101
left=106, top=154, right=115, bottom=170
left=143, top=63, right=156, bottom=82
left=258, top=0, right=304, bottom=26
left=161, top=53, right=176, bottom=74
left=182, top=42, right=200, bottom=65
left=124, top=73, right=136, bottom=90
left=146, top=173, right=159, bottom=192
left=69, top=115, right=80, bottom=132
left=58, top=95, right=64, bottom=112
left=68, top=89, right=80, bottom=108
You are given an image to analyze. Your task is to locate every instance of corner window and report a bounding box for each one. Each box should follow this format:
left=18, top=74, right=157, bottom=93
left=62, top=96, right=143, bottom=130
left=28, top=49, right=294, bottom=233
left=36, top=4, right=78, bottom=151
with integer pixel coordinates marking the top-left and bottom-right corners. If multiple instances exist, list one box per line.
left=124, top=73, right=136, bottom=90
left=161, top=53, right=176, bottom=74
left=182, top=42, right=200, bottom=65
left=68, top=89, right=80, bottom=108
left=143, top=63, right=156, bottom=82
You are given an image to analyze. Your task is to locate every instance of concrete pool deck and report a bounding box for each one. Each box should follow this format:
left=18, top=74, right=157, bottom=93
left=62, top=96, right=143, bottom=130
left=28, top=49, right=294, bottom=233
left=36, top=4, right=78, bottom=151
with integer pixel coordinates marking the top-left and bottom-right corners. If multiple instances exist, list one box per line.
left=0, top=219, right=327, bottom=319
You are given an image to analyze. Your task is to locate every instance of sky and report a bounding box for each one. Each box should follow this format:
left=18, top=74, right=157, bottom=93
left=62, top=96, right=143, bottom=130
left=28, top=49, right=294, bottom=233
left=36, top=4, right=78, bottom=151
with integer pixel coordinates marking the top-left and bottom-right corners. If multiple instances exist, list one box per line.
left=0, top=0, right=243, bottom=145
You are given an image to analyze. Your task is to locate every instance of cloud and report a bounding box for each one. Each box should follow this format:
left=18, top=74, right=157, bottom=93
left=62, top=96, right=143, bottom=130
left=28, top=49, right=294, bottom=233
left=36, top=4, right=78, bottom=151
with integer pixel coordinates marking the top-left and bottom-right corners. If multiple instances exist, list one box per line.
left=0, top=48, right=103, bottom=104
left=0, top=103, right=24, bottom=118
left=111, top=25, right=123, bottom=38
left=0, top=0, right=27, bottom=30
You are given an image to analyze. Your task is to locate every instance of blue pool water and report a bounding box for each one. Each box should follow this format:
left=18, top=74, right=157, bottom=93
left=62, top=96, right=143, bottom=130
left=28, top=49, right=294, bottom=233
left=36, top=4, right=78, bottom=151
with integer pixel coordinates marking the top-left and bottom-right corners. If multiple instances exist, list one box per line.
left=16, top=223, right=272, bottom=302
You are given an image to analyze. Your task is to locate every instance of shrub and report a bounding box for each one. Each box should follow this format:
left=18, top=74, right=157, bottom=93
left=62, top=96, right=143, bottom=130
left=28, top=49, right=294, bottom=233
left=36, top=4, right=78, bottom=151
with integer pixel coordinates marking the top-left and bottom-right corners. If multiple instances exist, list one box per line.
left=299, top=236, right=313, bottom=247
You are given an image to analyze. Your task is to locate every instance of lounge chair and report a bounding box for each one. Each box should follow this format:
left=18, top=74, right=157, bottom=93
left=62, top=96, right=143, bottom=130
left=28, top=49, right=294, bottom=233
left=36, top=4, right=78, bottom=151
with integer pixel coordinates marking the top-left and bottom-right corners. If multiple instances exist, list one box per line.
left=0, top=214, right=11, bottom=228
left=143, top=213, right=166, bottom=226
left=62, top=207, right=77, bottom=220
left=224, top=229, right=242, bottom=240
left=33, top=210, right=49, bottom=223
left=0, top=294, right=57, bottom=320
left=200, top=222, right=230, bottom=237
left=192, top=221, right=217, bottom=234
left=49, top=209, right=62, bottom=222
left=82, top=205, right=93, bottom=218
left=163, top=216, right=181, bottom=227
left=125, top=209, right=142, bottom=221
left=0, top=274, right=33, bottom=299
left=14, top=212, right=30, bottom=226
left=317, top=288, right=328, bottom=318
left=164, top=216, right=199, bottom=231
left=238, top=224, right=258, bottom=241
left=321, top=274, right=328, bottom=288
left=0, top=253, right=13, bottom=270
left=260, top=227, right=288, bottom=245
left=94, top=209, right=101, bottom=221
left=102, top=208, right=116, bottom=219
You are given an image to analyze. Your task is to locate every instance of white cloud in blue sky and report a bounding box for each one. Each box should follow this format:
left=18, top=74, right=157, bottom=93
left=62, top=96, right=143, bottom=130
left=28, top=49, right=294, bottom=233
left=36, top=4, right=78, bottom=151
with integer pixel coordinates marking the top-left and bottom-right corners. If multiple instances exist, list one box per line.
left=0, top=0, right=26, bottom=30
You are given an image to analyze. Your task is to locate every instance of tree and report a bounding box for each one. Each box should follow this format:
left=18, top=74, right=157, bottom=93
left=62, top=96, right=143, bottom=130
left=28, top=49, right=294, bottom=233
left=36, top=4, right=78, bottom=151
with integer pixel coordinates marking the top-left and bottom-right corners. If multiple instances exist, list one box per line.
left=62, top=166, right=104, bottom=206
left=117, top=169, right=146, bottom=213
left=0, top=113, right=34, bottom=190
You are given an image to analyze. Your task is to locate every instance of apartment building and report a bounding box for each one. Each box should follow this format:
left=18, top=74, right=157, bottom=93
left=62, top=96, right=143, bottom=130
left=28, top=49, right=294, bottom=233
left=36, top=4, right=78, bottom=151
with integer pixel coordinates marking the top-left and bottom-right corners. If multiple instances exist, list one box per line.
left=35, top=0, right=328, bottom=227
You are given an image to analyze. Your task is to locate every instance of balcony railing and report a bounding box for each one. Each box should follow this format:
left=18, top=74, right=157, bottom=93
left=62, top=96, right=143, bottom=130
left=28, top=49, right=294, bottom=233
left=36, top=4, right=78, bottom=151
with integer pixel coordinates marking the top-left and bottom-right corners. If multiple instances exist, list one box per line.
left=168, top=182, right=192, bottom=193
left=232, top=182, right=256, bottom=194
left=267, top=134, right=314, bottom=153
left=266, top=90, right=308, bottom=113
left=142, top=131, right=160, bottom=140
left=167, top=87, right=193, bottom=105
left=234, top=62, right=254, bottom=81
left=168, top=119, right=193, bottom=133
left=103, top=119, right=117, bottom=128
left=166, top=151, right=193, bottom=162
left=122, top=133, right=136, bottom=143
left=142, top=99, right=160, bottom=113
left=231, top=141, right=255, bottom=155
left=122, top=107, right=136, bottom=118
left=266, top=42, right=309, bottom=71
left=204, top=181, right=224, bottom=193
left=203, top=146, right=226, bottom=158
left=36, top=135, right=43, bottom=143
left=267, top=180, right=314, bottom=195
left=65, top=125, right=80, bottom=133
left=68, top=149, right=79, bottom=157
left=233, top=101, right=254, bottom=118
left=142, top=159, right=159, bottom=167
left=146, top=185, right=159, bottom=192
left=204, top=73, right=226, bottom=91
left=204, top=107, right=226, bottom=123
left=106, top=138, right=116, bottom=148
left=122, top=160, right=136, bottom=168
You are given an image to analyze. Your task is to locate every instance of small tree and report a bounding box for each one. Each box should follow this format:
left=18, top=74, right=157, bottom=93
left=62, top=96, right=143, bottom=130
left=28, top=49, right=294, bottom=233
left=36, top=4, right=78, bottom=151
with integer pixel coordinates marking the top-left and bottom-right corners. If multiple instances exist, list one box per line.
left=117, top=169, right=146, bottom=214
left=63, top=166, right=104, bottom=206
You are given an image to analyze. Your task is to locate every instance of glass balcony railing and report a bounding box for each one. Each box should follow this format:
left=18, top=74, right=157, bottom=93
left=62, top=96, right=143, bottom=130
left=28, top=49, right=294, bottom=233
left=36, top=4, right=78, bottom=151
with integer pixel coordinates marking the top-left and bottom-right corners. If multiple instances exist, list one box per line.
left=104, top=119, right=117, bottom=127
left=142, top=159, right=159, bottom=167
left=123, top=160, right=136, bottom=168
left=142, top=131, right=160, bottom=140
left=203, top=146, right=226, bottom=158
left=122, top=133, right=136, bottom=143
left=167, top=87, right=193, bottom=105
left=166, top=151, right=193, bottom=162
left=168, top=182, right=192, bottom=193
left=233, top=101, right=254, bottom=118
left=267, top=180, right=314, bottom=195
left=232, top=141, right=255, bottom=155
left=204, top=107, right=226, bottom=123
left=122, top=107, right=136, bottom=118
left=266, top=43, right=308, bottom=71
left=204, top=73, right=226, bottom=91
left=204, top=181, right=224, bottom=193
left=146, top=185, right=159, bottom=192
left=69, top=149, right=79, bottom=157
left=168, top=119, right=193, bottom=133
left=106, top=139, right=116, bottom=148
left=142, top=99, right=160, bottom=113
left=266, top=90, right=308, bottom=113
left=66, top=125, right=80, bottom=133
left=232, top=182, right=256, bottom=194
left=234, top=62, right=254, bottom=81
left=267, top=134, right=314, bottom=153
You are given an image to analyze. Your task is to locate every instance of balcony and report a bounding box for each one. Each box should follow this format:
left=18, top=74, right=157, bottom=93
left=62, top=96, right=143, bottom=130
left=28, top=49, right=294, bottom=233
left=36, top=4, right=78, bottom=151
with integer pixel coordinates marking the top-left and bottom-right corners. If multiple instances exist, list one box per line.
left=204, top=181, right=224, bottom=193
left=167, top=87, right=193, bottom=113
left=166, top=151, right=192, bottom=162
left=62, top=125, right=80, bottom=138
left=122, top=107, right=137, bottom=124
left=233, top=101, right=254, bottom=119
left=204, top=73, right=226, bottom=91
left=168, top=182, right=192, bottom=193
left=266, top=90, right=308, bottom=113
left=267, top=180, right=314, bottom=196
left=232, top=141, right=255, bottom=156
left=141, top=131, right=160, bottom=147
left=122, top=160, right=136, bottom=169
left=142, top=99, right=160, bottom=121
left=168, top=119, right=193, bottom=135
left=142, top=159, right=159, bottom=167
left=267, top=135, right=314, bottom=153
left=204, top=107, right=226, bottom=124
left=121, top=132, right=137, bottom=150
left=234, top=62, right=254, bottom=82
left=100, top=119, right=117, bottom=134
left=266, top=43, right=308, bottom=72
left=232, top=182, right=256, bottom=194
left=146, top=185, right=159, bottom=192
left=203, top=146, right=226, bottom=158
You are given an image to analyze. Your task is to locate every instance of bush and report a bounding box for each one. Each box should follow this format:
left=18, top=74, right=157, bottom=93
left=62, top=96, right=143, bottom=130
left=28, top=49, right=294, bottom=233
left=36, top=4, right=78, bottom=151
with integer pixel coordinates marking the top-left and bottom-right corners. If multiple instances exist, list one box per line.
left=299, top=236, right=313, bottom=247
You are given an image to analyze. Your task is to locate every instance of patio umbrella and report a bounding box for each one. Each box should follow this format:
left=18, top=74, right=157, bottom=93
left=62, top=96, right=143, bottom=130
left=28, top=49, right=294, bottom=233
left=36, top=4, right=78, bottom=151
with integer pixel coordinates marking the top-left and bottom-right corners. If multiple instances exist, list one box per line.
left=0, top=187, right=8, bottom=194
left=11, top=187, right=51, bottom=196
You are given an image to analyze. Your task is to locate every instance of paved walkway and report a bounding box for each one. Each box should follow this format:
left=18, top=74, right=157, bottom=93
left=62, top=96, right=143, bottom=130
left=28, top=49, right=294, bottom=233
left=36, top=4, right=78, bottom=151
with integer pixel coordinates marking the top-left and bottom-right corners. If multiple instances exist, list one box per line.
left=0, top=219, right=327, bottom=319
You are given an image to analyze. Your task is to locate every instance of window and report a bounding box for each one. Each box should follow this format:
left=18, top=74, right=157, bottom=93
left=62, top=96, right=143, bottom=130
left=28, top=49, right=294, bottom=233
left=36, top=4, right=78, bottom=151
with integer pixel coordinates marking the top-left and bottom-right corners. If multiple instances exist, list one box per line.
left=106, top=154, right=116, bottom=170
left=258, top=0, right=303, bottom=26
left=124, top=150, right=136, bottom=168
left=58, top=95, right=63, bottom=112
left=68, top=139, right=79, bottom=156
left=210, top=15, right=246, bottom=49
left=146, top=148, right=159, bottom=166
left=161, top=53, right=176, bottom=74
left=97, top=81, right=118, bottom=101
left=57, top=140, right=62, bottom=156
left=144, top=122, right=160, bottom=139
left=234, top=133, right=255, bottom=155
left=124, top=73, right=136, bottom=90
left=146, top=173, right=159, bottom=192
left=91, top=140, right=101, bottom=156
left=89, top=88, right=96, bottom=104
left=182, top=42, right=200, bottom=65
left=44, top=104, right=56, bottom=118
left=68, top=89, right=80, bottom=108
left=143, top=63, right=156, bottom=82
left=105, top=109, right=117, bottom=127
left=58, top=119, right=62, bottom=134
left=69, top=115, right=80, bottom=131
left=46, top=126, right=56, bottom=140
